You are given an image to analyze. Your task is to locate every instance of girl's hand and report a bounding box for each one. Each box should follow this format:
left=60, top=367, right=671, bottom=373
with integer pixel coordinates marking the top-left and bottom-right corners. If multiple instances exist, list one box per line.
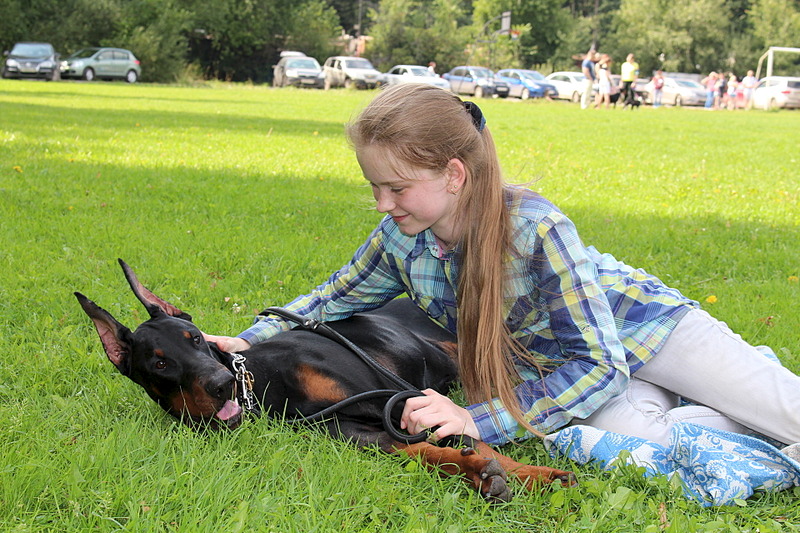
left=401, top=389, right=480, bottom=441
left=202, top=333, right=251, bottom=353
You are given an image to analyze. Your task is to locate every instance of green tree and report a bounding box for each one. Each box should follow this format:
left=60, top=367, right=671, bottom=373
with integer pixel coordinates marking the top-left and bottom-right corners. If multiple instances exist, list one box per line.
left=749, top=0, right=800, bottom=74
left=472, top=0, right=573, bottom=66
left=610, top=0, right=730, bottom=75
left=368, top=0, right=472, bottom=73
left=281, top=0, right=344, bottom=62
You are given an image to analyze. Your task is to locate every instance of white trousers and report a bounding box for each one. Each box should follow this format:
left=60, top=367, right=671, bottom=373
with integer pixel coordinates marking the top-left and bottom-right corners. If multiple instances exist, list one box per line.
left=573, top=309, right=800, bottom=446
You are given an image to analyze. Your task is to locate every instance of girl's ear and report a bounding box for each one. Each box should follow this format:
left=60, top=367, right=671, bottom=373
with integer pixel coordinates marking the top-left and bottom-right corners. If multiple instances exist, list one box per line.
left=445, top=158, right=467, bottom=191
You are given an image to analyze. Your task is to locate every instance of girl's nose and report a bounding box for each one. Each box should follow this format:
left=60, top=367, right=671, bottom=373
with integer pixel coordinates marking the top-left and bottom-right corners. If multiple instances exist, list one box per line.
left=375, top=192, right=394, bottom=213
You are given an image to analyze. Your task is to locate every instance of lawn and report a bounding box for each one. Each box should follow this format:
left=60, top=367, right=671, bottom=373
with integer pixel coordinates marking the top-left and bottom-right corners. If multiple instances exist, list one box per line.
left=1, top=79, right=798, bottom=532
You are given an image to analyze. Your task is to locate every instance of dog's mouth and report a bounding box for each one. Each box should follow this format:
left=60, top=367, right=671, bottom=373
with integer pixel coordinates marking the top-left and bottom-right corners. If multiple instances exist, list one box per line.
left=215, top=399, right=243, bottom=429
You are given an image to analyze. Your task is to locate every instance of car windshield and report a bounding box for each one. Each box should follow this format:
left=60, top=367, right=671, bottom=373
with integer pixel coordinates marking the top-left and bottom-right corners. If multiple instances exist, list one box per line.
left=675, top=79, right=703, bottom=88
left=10, top=43, right=54, bottom=58
left=408, top=67, right=434, bottom=77
left=471, top=67, right=494, bottom=78
left=68, top=48, right=100, bottom=60
left=344, top=59, right=374, bottom=69
left=521, top=70, right=545, bottom=81
left=286, top=58, right=319, bottom=69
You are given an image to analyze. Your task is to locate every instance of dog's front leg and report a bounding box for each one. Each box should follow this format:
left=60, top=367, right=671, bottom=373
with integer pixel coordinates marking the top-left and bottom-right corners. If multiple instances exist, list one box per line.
left=394, top=442, right=512, bottom=502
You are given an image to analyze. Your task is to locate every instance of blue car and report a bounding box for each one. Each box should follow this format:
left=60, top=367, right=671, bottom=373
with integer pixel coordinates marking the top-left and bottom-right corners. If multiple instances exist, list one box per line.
left=496, top=69, right=558, bottom=100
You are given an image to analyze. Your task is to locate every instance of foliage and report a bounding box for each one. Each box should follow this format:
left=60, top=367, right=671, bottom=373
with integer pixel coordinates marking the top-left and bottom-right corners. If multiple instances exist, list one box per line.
left=281, top=0, right=344, bottom=63
left=367, top=0, right=473, bottom=73
left=1, top=80, right=799, bottom=531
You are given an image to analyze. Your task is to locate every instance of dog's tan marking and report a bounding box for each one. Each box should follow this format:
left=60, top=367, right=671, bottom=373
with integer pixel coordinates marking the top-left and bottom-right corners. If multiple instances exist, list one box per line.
left=169, top=380, right=216, bottom=417
left=182, top=330, right=192, bottom=339
left=297, top=364, right=347, bottom=403
left=154, top=349, right=165, bottom=357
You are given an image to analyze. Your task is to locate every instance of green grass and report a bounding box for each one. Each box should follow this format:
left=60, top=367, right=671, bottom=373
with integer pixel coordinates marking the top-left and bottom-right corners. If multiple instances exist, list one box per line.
left=1, top=80, right=798, bottom=531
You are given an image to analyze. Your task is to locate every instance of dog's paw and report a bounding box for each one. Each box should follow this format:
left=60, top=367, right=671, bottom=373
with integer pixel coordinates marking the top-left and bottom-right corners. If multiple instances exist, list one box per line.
left=479, top=458, right=512, bottom=503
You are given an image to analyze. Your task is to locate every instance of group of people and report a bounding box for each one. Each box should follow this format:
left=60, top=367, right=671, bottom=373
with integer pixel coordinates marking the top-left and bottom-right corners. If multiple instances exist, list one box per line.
left=581, top=50, right=641, bottom=109
left=581, top=48, right=761, bottom=111
left=702, top=70, right=759, bottom=110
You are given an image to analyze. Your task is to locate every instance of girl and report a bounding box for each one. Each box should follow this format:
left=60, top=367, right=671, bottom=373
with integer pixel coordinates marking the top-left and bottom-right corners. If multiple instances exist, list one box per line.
left=206, top=84, right=800, bottom=450
left=594, top=55, right=613, bottom=109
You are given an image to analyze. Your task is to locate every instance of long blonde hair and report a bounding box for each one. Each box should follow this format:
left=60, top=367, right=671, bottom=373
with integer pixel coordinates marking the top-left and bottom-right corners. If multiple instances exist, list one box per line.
left=347, top=84, right=544, bottom=438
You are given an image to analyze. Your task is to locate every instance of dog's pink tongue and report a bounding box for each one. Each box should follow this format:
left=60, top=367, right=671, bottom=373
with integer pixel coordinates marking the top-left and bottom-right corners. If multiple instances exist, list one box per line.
left=215, top=400, right=243, bottom=421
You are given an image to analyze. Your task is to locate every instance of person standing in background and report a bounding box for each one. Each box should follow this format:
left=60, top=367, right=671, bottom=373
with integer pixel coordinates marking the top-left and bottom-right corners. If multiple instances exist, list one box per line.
left=620, top=53, right=639, bottom=109
left=581, top=50, right=598, bottom=110
left=652, top=70, right=664, bottom=108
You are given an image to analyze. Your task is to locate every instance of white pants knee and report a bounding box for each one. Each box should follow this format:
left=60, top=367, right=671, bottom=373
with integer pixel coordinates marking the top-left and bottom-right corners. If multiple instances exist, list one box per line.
left=572, top=309, right=800, bottom=446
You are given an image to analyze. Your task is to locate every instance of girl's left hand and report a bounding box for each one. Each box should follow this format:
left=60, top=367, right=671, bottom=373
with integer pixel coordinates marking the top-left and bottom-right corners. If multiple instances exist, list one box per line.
left=400, top=389, right=480, bottom=441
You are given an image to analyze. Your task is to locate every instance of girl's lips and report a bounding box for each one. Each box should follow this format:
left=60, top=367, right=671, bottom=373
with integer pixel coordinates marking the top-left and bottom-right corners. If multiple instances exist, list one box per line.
left=392, top=215, right=408, bottom=223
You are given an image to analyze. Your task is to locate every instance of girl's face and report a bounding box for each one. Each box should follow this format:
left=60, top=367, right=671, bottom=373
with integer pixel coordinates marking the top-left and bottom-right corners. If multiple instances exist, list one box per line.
left=357, top=145, right=464, bottom=245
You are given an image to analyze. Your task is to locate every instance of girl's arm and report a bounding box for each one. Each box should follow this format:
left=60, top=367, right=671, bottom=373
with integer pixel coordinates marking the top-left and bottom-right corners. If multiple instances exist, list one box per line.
left=237, top=219, right=405, bottom=345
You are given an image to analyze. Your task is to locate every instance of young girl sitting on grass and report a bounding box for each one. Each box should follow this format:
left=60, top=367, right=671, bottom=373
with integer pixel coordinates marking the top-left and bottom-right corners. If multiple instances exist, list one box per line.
left=205, top=84, right=800, bottom=452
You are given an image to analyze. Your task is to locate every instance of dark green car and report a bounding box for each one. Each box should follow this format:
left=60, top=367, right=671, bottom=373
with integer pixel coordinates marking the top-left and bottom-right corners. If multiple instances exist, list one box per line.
left=61, top=47, right=141, bottom=83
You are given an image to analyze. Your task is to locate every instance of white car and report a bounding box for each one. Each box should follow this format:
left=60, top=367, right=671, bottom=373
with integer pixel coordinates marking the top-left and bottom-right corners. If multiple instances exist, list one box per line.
left=643, top=77, right=706, bottom=106
left=322, top=56, right=383, bottom=90
left=383, top=65, right=450, bottom=91
left=752, top=76, right=800, bottom=110
left=544, top=71, right=588, bottom=103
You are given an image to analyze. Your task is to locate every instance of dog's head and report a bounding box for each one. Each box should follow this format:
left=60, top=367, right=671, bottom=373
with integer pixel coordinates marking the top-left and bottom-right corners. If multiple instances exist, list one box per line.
left=75, top=259, right=243, bottom=429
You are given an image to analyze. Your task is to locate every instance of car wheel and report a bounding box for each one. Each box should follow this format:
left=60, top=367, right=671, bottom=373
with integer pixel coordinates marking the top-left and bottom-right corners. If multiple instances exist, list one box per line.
left=768, top=98, right=779, bottom=111
left=520, top=88, right=530, bottom=100
left=474, top=86, right=484, bottom=98
left=125, top=70, right=138, bottom=83
left=674, top=95, right=682, bottom=107
left=572, top=91, right=580, bottom=103
left=83, top=68, right=95, bottom=82
left=344, top=78, right=354, bottom=89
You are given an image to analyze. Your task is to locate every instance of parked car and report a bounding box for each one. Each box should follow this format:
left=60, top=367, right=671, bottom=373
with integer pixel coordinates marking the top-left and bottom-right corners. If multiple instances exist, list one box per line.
left=322, top=56, right=383, bottom=90
left=61, top=47, right=141, bottom=83
left=383, top=64, right=450, bottom=91
left=544, top=71, right=588, bottom=103
left=642, top=77, right=706, bottom=106
left=2, top=42, right=60, bottom=80
left=496, top=68, right=557, bottom=99
left=272, top=53, right=324, bottom=88
left=442, top=66, right=510, bottom=98
left=752, top=76, right=800, bottom=110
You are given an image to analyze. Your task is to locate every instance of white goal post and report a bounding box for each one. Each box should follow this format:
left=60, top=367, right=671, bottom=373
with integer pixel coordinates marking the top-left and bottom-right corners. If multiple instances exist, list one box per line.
left=756, top=46, right=800, bottom=78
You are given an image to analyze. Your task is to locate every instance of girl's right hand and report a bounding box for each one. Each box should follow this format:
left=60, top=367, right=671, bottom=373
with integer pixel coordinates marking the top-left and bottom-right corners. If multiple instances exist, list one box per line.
left=202, top=333, right=251, bottom=353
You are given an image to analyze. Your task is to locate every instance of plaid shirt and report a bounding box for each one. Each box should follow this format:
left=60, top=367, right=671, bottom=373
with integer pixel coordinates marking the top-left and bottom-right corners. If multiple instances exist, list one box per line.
left=239, top=187, right=696, bottom=445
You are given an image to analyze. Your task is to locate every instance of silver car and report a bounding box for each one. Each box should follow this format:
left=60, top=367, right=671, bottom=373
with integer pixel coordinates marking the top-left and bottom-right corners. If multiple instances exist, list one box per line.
left=322, top=56, right=383, bottom=90
left=752, top=76, right=800, bottom=110
left=61, top=47, right=141, bottom=83
left=272, top=54, right=324, bottom=88
left=643, top=77, right=706, bottom=106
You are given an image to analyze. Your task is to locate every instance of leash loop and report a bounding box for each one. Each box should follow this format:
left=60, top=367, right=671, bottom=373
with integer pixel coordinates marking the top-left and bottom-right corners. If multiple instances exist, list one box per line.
left=263, top=306, right=435, bottom=444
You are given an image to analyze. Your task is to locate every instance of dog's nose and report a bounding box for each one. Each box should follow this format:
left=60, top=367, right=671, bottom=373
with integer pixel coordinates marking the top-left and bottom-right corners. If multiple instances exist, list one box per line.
left=205, top=369, right=235, bottom=400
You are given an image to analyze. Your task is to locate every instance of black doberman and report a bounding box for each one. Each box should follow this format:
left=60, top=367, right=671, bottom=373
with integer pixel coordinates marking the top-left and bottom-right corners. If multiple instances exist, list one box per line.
left=75, top=259, right=575, bottom=502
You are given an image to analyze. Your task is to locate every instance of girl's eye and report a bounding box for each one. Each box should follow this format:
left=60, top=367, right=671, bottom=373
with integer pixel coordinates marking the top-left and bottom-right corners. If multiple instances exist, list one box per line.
left=390, top=187, right=405, bottom=194
left=155, top=360, right=168, bottom=370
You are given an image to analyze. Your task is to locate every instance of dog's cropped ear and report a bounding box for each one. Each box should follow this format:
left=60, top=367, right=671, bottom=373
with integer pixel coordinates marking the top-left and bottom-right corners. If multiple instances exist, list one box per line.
left=118, top=259, right=193, bottom=322
left=74, top=292, right=134, bottom=376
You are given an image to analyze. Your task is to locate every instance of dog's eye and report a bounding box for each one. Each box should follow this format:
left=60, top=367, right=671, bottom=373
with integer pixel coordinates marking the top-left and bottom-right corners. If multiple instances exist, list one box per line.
left=193, top=335, right=202, bottom=346
left=155, top=360, right=168, bottom=370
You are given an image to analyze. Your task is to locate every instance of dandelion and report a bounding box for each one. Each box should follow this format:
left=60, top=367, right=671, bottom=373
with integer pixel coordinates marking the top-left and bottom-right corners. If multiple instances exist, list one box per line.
left=789, top=276, right=799, bottom=283
left=705, top=295, right=718, bottom=304
left=12, top=165, right=22, bottom=173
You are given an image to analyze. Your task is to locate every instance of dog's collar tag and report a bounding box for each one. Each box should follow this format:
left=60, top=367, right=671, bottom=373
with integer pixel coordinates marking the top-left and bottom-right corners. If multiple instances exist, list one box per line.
left=231, top=352, right=257, bottom=412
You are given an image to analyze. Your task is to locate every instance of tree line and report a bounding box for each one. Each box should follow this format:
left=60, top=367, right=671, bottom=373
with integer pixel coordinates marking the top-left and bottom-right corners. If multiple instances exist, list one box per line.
left=1, top=0, right=798, bottom=83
